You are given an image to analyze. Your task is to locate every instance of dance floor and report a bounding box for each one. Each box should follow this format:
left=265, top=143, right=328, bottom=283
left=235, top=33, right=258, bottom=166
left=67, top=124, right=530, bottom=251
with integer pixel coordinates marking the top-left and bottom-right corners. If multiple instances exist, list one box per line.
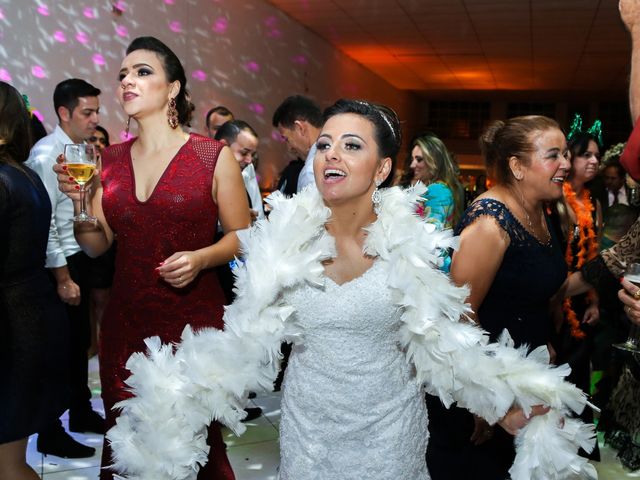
left=26, top=356, right=639, bottom=479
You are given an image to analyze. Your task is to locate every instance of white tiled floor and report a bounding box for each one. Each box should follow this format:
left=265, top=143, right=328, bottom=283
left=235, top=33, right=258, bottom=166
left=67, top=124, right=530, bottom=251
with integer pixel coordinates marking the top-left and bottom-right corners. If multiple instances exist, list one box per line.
left=27, top=357, right=639, bottom=479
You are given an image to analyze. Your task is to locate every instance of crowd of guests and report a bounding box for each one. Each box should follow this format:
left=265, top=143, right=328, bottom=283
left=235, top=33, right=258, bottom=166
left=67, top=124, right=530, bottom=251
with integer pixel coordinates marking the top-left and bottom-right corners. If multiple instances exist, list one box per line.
left=3, top=2, right=640, bottom=479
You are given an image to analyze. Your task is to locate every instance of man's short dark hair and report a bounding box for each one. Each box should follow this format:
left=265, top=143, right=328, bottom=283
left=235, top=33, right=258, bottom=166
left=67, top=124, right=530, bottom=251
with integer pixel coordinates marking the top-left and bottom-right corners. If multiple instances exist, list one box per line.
left=272, top=95, right=322, bottom=129
left=605, top=161, right=625, bottom=179
left=214, top=120, right=258, bottom=144
left=205, top=105, right=234, bottom=128
left=53, top=78, right=100, bottom=120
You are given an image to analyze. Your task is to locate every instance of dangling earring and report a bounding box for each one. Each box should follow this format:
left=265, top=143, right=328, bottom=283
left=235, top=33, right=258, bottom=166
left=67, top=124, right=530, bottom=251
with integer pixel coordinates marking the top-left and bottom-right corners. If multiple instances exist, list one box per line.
left=167, top=97, right=179, bottom=129
left=372, top=179, right=382, bottom=214
left=125, top=116, right=131, bottom=138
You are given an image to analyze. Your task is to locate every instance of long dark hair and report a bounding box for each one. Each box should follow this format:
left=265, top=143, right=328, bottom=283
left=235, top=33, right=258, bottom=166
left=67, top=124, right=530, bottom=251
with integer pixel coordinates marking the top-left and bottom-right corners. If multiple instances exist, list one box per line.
left=126, top=36, right=195, bottom=126
left=0, top=81, right=33, bottom=167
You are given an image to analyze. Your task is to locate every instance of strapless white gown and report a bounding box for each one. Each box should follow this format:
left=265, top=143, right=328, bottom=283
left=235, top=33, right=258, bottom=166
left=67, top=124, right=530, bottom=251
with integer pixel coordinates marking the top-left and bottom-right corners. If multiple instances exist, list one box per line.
left=279, top=261, right=429, bottom=479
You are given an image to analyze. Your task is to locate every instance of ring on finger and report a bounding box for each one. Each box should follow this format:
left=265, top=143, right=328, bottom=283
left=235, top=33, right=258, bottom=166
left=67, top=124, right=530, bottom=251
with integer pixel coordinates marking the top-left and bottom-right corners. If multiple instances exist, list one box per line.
left=626, top=305, right=632, bottom=315
left=634, top=289, right=640, bottom=300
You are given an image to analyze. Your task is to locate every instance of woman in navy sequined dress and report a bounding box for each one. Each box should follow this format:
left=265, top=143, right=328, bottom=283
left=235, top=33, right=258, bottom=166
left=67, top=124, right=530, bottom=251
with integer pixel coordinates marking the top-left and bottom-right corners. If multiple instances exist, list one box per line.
left=426, top=116, right=570, bottom=480
left=54, top=37, right=250, bottom=479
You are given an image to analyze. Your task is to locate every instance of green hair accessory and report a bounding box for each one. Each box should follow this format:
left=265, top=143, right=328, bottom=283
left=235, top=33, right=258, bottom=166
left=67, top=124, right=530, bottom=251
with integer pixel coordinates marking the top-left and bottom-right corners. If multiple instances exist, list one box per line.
left=21, top=94, right=34, bottom=118
left=567, top=113, right=603, bottom=147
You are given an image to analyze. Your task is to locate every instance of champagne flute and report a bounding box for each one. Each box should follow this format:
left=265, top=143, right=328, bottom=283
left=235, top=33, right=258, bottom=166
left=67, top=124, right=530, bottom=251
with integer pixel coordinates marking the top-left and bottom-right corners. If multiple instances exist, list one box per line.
left=64, top=143, right=97, bottom=223
left=614, top=263, right=640, bottom=353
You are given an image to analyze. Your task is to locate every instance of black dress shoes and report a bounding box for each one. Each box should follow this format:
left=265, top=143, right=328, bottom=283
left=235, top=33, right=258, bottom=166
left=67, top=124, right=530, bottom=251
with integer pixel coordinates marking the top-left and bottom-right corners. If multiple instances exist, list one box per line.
left=241, top=407, right=263, bottom=422
left=69, top=409, right=105, bottom=434
left=37, top=430, right=95, bottom=458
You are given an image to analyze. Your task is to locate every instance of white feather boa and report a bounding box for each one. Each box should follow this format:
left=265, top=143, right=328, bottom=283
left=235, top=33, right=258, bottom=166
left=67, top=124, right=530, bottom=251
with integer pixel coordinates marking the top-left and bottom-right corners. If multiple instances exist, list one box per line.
left=107, top=184, right=597, bottom=480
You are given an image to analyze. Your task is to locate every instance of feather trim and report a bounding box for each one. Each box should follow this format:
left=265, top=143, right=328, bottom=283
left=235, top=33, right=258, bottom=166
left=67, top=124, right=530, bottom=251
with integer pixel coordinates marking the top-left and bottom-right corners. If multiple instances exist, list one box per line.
left=107, top=184, right=596, bottom=480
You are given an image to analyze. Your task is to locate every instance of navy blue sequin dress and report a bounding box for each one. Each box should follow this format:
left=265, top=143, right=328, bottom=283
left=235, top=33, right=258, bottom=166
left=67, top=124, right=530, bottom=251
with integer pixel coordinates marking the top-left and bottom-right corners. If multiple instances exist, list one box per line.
left=426, top=199, right=567, bottom=480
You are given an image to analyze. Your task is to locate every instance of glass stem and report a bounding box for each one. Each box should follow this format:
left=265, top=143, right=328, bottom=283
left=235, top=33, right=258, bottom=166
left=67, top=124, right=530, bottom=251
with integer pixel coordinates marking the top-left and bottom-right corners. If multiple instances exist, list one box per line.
left=79, top=184, right=87, bottom=216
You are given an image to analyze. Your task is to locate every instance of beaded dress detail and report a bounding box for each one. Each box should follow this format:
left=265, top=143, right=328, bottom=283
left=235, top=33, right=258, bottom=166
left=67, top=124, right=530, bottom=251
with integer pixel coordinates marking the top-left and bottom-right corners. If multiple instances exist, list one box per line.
left=457, top=198, right=566, bottom=346
left=280, top=261, right=429, bottom=479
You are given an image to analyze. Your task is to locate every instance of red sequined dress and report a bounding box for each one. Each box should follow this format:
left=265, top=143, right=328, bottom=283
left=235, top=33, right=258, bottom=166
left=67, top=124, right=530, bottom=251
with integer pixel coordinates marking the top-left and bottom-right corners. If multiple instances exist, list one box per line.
left=99, top=134, right=235, bottom=480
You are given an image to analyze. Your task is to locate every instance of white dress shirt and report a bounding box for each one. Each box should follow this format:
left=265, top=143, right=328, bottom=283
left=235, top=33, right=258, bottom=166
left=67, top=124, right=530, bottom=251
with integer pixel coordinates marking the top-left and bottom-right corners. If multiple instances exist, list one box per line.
left=608, top=187, right=629, bottom=207
left=26, top=125, right=81, bottom=268
left=242, top=163, right=265, bottom=219
left=296, top=143, right=317, bottom=193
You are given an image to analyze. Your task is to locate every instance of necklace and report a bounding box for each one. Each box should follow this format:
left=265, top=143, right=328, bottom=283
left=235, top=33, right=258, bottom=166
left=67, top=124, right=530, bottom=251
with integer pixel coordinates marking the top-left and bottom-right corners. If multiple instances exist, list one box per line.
left=514, top=186, right=550, bottom=243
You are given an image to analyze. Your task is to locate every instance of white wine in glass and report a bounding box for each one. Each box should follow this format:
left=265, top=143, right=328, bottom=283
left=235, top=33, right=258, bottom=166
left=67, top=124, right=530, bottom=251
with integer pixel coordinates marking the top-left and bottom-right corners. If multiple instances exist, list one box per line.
left=614, top=263, right=640, bottom=353
left=64, top=143, right=97, bottom=223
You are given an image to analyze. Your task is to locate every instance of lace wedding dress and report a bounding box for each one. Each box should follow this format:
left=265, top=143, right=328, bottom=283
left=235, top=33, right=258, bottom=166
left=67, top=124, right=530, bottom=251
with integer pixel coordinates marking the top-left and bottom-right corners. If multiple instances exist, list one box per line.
left=279, top=261, right=429, bottom=479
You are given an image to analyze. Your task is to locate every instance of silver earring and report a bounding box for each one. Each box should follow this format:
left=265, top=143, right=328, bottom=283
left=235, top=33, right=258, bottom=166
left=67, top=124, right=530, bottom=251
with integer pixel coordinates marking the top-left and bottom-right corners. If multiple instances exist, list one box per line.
left=125, top=116, right=131, bottom=137
left=372, top=180, right=382, bottom=213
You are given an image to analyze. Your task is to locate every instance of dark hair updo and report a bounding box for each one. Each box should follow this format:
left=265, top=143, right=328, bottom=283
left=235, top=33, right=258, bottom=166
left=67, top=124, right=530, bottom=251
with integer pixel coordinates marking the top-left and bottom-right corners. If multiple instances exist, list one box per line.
left=126, top=36, right=195, bottom=126
left=322, top=99, right=401, bottom=187
left=480, top=115, right=560, bottom=185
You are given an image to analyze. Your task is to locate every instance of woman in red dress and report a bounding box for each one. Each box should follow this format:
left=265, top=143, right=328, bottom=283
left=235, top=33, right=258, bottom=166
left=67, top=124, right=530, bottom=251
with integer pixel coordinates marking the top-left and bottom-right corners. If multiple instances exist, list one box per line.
left=55, top=37, right=250, bottom=479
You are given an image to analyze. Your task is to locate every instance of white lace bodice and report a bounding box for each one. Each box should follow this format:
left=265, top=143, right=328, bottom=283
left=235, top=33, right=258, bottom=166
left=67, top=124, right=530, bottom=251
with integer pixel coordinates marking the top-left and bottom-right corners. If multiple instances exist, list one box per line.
left=279, top=262, right=429, bottom=479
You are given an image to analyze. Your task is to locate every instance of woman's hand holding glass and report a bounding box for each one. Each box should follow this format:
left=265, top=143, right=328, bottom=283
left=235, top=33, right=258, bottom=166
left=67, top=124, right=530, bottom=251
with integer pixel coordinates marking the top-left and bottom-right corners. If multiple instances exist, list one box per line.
left=53, top=149, right=100, bottom=220
left=61, top=144, right=98, bottom=223
left=615, top=263, right=640, bottom=352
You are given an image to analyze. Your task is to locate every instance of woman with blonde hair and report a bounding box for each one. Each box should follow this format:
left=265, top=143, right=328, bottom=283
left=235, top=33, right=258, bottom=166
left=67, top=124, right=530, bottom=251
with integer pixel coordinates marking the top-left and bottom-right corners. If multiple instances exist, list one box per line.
left=404, top=133, right=464, bottom=230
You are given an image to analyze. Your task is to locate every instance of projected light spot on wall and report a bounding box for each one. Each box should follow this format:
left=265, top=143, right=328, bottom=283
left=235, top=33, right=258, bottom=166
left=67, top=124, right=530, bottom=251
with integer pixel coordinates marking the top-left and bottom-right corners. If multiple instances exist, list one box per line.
left=165, top=0, right=175, bottom=4
left=54, top=31, right=67, bottom=43
left=92, top=53, right=106, bottom=66
left=244, top=61, right=260, bottom=73
left=115, top=24, right=128, bottom=37
left=248, top=103, right=265, bottom=115
left=31, top=65, right=46, bottom=79
left=271, top=130, right=284, bottom=142
left=120, top=130, right=134, bottom=141
left=76, top=31, right=90, bottom=44
left=83, top=7, right=97, bottom=19
left=37, top=5, right=50, bottom=16
left=32, top=110, right=44, bottom=122
left=292, top=55, right=307, bottom=65
left=264, top=16, right=282, bottom=38
left=0, top=69, right=12, bottom=82
left=212, top=18, right=228, bottom=34
left=192, top=70, right=207, bottom=82
left=0, top=8, right=5, bottom=20
left=169, top=21, right=182, bottom=33
left=113, top=1, right=127, bottom=12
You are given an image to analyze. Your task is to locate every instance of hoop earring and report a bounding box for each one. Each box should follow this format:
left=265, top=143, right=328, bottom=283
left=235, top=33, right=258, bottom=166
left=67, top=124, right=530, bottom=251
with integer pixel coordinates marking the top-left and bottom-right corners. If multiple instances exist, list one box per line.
left=372, top=180, right=382, bottom=214
left=167, top=97, right=179, bottom=129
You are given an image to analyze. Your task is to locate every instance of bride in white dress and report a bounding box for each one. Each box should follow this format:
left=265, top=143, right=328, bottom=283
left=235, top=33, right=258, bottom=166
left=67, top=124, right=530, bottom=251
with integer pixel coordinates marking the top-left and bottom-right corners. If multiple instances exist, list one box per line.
left=107, top=100, right=597, bottom=480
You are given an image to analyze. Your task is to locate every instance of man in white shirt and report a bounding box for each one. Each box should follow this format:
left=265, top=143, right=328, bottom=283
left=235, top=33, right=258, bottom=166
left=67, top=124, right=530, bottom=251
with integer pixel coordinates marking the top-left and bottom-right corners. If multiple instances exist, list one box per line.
left=26, top=78, right=103, bottom=458
left=214, top=119, right=265, bottom=220
left=272, top=95, right=323, bottom=193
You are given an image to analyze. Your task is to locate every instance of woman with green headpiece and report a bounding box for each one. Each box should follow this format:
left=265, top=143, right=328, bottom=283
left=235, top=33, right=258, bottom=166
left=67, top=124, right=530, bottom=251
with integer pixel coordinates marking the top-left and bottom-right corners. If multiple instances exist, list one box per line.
left=549, top=113, right=604, bottom=461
